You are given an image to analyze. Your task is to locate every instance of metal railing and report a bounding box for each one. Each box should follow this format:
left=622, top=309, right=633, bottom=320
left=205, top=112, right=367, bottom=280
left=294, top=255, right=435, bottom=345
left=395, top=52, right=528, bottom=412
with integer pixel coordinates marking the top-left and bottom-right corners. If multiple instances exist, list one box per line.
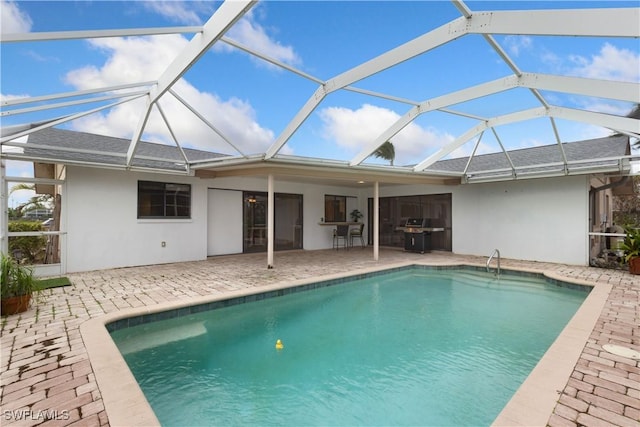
left=486, top=248, right=501, bottom=276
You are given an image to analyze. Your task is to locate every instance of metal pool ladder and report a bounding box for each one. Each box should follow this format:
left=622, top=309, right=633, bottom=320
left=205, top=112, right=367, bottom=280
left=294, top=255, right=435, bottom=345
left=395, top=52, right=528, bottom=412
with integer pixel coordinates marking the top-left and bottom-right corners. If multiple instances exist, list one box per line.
left=486, top=249, right=501, bottom=276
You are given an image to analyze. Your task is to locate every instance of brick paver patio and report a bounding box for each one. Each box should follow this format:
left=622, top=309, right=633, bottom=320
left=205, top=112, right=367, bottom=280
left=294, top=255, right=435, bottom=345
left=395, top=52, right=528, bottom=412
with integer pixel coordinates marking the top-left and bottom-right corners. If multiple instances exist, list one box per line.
left=1, top=249, right=638, bottom=426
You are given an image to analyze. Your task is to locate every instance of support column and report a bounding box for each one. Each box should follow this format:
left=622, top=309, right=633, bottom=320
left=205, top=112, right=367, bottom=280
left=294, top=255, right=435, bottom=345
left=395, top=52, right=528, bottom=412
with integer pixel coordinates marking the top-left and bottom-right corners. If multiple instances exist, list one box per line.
left=373, top=181, right=379, bottom=261
left=0, top=159, right=7, bottom=255
left=267, top=174, right=274, bottom=269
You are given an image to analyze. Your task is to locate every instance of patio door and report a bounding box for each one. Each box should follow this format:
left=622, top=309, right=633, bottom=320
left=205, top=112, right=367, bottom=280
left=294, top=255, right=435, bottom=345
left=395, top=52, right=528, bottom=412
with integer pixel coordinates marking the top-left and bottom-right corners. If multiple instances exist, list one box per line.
left=243, top=192, right=303, bottom=253
left=368, top=193, right=452, bottom=251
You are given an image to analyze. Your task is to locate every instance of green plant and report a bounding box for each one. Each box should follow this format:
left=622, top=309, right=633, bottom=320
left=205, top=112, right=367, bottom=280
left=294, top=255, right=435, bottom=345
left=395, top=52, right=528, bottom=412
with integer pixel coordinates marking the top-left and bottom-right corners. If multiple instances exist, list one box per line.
left=1, top=253, right=38, bottom=299
left=350, top=209, right=363, bottom=222
left=8, top=221, right=47, bottom=263
left=619, top=227, right=640, bottom=262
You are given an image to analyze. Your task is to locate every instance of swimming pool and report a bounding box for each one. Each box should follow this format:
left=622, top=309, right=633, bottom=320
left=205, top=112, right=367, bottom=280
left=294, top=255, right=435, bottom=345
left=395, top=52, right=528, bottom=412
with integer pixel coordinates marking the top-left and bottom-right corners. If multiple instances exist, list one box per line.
left=110, top=266, right=589, bottom=426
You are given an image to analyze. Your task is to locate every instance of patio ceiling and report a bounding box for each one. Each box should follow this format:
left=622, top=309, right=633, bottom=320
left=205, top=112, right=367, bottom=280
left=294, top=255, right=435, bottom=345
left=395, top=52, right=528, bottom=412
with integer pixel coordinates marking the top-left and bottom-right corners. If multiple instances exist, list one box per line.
left=1, top=0, right=639, bottom=183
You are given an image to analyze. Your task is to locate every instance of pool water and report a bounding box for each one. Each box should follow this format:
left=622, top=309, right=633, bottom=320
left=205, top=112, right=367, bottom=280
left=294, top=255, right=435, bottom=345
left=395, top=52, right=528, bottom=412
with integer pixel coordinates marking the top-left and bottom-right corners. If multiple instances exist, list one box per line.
left=111, top=268, right=588, bottom=426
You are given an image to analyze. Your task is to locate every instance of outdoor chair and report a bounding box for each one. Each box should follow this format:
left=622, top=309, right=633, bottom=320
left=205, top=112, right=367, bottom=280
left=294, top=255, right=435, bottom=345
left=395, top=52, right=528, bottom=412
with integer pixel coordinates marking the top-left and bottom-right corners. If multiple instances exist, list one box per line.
left=333, top=225, right=349, bottom=250
left=350, top=223, right=365, bottom=248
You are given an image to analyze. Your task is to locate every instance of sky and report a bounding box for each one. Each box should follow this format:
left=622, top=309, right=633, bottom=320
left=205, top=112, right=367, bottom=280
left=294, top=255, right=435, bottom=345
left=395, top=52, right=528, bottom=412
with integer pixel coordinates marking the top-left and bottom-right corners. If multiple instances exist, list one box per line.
left=1, top=0, right=639, bottom=206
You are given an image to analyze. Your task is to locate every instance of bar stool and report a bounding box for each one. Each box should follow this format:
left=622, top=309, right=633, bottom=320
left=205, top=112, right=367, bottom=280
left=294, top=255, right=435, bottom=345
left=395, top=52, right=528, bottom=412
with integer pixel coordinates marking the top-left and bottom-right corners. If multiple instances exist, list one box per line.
left=350, top=223, right=365, bottom=248
left=333, top=225, right=349, bottom=250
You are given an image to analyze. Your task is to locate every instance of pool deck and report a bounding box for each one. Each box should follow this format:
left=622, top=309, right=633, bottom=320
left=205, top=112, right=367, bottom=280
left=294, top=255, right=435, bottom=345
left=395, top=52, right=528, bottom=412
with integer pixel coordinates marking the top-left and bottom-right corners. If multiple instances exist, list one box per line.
left=1, top=248, right=638, bottom=427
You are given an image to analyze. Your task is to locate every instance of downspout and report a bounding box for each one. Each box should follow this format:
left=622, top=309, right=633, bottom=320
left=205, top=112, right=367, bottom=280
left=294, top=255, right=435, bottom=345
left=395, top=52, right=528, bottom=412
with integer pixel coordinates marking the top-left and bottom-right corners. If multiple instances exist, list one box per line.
left=589, top=175, right=630, bottom=196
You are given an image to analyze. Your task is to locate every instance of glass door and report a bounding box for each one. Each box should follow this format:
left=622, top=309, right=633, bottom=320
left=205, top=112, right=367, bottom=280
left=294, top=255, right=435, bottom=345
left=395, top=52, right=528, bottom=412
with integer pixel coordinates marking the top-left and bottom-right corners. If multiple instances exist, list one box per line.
left=274, top=193, right=303, bottom=250
left=243, top=193, right=267, bottom=253
left=368, top=193, right=452, bottom=251
left=243, top=192, right=303, bottom=253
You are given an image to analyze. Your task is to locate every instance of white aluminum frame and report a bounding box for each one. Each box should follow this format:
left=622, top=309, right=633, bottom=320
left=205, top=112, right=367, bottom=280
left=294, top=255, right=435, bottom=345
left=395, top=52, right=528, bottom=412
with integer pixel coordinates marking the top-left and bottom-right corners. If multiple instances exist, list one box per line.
left=0, top=1, right=637, bottom=181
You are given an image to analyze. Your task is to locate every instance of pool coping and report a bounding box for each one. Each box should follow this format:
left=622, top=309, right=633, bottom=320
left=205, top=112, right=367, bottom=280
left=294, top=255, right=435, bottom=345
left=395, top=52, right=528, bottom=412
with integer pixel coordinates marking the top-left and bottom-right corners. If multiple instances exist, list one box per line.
left=80, top=260, right=606, bottom=427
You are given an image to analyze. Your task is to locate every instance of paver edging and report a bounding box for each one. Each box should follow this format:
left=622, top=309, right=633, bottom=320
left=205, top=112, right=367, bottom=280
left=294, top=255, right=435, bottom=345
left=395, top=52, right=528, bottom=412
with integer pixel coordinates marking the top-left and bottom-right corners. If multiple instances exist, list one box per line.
left=492, top=279, right=613, bottom=426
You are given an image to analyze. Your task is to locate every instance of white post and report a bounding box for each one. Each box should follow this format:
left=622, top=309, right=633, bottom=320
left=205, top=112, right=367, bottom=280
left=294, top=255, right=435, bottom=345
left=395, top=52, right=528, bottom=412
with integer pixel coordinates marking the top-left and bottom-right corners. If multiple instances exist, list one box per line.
left=373, top=181, right=379, bottom=261
left=267, top=174, right=274, bottom=269
left=0, top=159, right=7, bottom=255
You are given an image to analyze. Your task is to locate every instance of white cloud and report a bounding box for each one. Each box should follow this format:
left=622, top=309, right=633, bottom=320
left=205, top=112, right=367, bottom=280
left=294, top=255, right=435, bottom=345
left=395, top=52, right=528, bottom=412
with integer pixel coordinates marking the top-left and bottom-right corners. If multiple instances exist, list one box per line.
left=580, top=100, right=634, bottom=116
left=0, top=0, right=32, bottom=34
left=215, top=8, right=301, bottom=69
left=503, top=35, right=532, bottom=57
left=318, top=104, right=453, bottom=166
left=540, top=42, right=638, bottom=133
left=142, top=1, right=204, bottom=26
left=65, top=35, right=189, bottom=87
left=569, top=43, right=639, bottom=83
left=64, top=35, right=274, bottom=155
left=0, top=93, right=29, bottom=102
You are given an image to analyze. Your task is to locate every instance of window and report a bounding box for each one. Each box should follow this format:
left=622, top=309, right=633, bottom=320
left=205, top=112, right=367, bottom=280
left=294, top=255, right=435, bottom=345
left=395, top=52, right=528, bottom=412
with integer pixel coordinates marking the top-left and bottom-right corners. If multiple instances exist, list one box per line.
left=324, top=195, right=346, bottom=222
left=138, top=181, right=191, bottom=219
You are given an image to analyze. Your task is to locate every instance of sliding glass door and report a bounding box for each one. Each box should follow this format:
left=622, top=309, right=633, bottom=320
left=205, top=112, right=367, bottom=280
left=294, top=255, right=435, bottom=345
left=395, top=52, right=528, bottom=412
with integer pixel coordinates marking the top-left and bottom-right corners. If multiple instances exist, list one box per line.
left=243, top=192, right=303, bottom=253
left=368, top=193, right=452, bottom=251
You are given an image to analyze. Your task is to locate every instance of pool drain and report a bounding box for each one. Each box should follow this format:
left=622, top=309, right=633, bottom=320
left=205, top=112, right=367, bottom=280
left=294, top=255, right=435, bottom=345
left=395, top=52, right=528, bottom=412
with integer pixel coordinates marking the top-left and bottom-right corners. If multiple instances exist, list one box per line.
left=602, top=344, right=640, bottom=360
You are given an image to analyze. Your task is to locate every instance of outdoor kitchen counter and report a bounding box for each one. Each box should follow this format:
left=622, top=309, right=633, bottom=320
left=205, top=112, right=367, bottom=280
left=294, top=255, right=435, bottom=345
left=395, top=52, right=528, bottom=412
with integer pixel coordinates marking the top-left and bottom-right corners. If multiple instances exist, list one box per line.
left=395, top=227, right=445, bottom=232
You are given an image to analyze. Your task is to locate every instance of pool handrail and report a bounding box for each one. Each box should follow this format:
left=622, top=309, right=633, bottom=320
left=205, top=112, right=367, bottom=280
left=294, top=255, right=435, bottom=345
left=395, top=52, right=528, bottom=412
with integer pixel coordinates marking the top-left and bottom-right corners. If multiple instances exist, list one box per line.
left=487, top=249, right=501, bottom=276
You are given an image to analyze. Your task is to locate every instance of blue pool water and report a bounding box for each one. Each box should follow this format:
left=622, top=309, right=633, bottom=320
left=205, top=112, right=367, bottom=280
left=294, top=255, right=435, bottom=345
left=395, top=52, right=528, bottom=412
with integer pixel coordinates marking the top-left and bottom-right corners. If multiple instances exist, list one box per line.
left=110, top=267, right=588, bottom=426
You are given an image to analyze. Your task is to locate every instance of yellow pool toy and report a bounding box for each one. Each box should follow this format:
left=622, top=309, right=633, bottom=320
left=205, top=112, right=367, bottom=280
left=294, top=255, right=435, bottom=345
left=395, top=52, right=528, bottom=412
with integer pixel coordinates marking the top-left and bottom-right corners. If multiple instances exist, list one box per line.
left=275, top=339, right=284, bottom=350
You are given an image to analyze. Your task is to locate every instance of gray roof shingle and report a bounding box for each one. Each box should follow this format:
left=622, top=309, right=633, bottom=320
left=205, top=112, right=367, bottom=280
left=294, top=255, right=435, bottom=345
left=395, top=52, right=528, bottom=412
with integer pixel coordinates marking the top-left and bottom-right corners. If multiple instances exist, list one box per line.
left=23, top=127, right=226, bottom=171
left=426, top=135, right=629, bottom=176
left=18, top=127, right=630, bottom=178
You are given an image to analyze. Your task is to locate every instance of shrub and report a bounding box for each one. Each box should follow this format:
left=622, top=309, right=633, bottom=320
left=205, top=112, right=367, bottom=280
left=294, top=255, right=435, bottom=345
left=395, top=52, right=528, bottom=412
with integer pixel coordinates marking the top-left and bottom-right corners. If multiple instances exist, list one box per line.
left=1, top=253, right=37, bottom=298
left=8, top=221, right=46, bottom=264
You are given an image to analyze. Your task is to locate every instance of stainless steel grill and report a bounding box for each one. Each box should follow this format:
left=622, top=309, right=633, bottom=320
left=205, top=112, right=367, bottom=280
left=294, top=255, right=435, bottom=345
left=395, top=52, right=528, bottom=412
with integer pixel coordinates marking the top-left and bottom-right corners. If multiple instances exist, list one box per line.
left=404, top=218, right=430, bottom=233
left=400, top=218, right=443, bottom=253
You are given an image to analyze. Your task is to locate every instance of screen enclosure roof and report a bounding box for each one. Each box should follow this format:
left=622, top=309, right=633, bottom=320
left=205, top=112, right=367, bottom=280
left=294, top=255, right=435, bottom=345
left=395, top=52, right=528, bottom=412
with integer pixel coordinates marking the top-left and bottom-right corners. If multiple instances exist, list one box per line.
left=1, top=0, right=639, bottom=185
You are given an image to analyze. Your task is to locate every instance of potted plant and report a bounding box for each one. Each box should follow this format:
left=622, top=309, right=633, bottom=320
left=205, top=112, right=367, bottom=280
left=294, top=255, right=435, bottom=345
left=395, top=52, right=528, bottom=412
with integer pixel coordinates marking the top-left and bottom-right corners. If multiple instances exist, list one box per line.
left=1, top=253, right=38, bottom=315
left=350, top=209, right=363, bottom=222
left=619, top=227, right=640, bottom=274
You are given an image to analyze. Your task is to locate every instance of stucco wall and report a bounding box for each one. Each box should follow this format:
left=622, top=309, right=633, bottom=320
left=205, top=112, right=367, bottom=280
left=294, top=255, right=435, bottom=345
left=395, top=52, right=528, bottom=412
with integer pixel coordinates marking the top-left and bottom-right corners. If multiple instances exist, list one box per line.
left=205, top=176, right=367, bottom=252
left=451, top=176, right=589, bottom=265
left=63, top=168, right=368, bottom=272
left=373, top=176, right=589, bottom=265
left=62, top=166, right=588, bottom=272
left=64, top=167, right=208, bottom=272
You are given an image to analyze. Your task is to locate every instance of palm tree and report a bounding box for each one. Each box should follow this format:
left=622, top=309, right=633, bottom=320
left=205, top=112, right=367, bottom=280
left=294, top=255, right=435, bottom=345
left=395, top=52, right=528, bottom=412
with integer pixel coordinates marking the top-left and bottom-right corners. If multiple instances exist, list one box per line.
left=9, top=184, right=52, bottom=218
left=373, top=141, right=395, bottom=165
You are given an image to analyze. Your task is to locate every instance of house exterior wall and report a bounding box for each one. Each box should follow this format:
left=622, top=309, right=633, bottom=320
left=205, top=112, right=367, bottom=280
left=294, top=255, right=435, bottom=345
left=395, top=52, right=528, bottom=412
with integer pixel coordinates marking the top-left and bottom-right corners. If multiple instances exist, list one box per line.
left=451, top=176, right=589, bottom=265
left=63, top=167, right=368, bottom=272
left=373, top=176, right=589, bottom=265
left=203, top=176, right=368, bottom=252
left=64, top=167, right=209, bottom=273
left=62, top=166, right=589, bottom=273
left=207, top=189, right=243, bottom=256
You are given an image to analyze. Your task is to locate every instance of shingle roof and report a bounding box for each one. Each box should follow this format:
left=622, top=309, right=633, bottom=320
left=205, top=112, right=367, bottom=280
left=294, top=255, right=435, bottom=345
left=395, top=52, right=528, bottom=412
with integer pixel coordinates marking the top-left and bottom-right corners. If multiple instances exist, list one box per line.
left=23, top=127, right=226, bottom=172
left=17, top=127, right=631, bottom=180
left=426, top=135, right=630, bottom=178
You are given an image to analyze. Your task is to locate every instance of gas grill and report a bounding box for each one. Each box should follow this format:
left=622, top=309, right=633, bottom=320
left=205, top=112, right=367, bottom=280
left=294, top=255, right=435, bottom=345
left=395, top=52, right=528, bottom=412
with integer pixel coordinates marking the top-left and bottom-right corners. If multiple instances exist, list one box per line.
left=403, top=218, right=430, bottom=253
left=400, top=218, right=441, bottom=253
left=404, top=217, right=430, bottom=233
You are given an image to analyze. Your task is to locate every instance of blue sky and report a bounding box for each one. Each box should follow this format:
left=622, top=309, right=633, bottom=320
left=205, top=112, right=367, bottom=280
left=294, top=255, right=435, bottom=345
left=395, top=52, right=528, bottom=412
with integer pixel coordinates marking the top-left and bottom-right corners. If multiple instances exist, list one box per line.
left=1, top=0, right=639, bottom=205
